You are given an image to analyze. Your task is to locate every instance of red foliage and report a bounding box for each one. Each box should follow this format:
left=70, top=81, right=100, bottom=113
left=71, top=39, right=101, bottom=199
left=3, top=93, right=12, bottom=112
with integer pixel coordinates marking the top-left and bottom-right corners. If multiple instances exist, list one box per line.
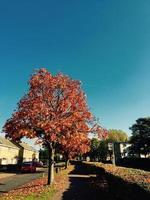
left=61, top=132, right=90, bottom=158
left=3, top=69, right=106, bottom=155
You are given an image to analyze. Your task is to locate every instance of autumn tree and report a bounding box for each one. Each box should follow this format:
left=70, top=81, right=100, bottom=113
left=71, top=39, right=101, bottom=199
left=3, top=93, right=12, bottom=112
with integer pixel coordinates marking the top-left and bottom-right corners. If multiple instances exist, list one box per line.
left=3, top=68, right=102, bottom=184
left=60, top=131, right=90, bottom=168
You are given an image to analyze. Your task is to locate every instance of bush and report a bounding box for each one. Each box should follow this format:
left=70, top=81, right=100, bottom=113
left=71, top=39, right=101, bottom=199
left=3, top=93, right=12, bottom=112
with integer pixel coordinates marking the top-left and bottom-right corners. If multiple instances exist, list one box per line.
left=117, top=158, right=150, bottom=171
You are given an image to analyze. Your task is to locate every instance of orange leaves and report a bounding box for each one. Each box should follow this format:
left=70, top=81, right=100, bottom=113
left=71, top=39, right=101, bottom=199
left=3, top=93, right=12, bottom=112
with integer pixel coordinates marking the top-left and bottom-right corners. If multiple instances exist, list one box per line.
left=3, top=68, right=101, bottom=157
left=97, top=127, right=108, bottom=140
left=90, top=124, right=108, bottom=140
left=87, top=162, right=150, bottom=193
left=1, top=165, right=74, bottom=200
left=60, top=130, right=90, bottom=157
left=50, top=133, right=57, bottom=141
left=2, top=177, right=48, bottom=199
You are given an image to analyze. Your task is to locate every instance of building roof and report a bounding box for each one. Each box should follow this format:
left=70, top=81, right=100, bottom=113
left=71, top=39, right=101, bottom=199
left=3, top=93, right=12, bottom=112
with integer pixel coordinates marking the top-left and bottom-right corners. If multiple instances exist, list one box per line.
left=0, top=136, right=38, bottom=152
left=0, top=136, right=19, bottom=149
left=17, top=142, right=37, bottom=152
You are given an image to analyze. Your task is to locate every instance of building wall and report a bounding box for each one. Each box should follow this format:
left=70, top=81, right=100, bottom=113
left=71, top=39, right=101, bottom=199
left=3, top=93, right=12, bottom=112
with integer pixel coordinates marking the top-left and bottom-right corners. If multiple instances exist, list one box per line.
left=0, top=140, right=39, bottom=165
left=120, top=143, right=131, bottom=157
left=32, top=151, right=39, bottom=161
left=23, top=149, right=35, bottom=162
left=0, top=145, right=19, bottom=165
left=34, top=151, right=39, bottom=161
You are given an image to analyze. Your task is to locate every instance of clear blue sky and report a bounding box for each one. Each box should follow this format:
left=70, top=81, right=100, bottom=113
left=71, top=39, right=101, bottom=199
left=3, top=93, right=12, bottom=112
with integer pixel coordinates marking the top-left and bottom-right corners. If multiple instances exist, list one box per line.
left=0, top=0, right=150, bottom=140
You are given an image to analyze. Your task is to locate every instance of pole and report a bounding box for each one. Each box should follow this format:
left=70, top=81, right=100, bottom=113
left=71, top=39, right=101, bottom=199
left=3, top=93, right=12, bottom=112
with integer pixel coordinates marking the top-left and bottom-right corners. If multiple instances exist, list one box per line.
left=112, top=142, right=116, bottom=165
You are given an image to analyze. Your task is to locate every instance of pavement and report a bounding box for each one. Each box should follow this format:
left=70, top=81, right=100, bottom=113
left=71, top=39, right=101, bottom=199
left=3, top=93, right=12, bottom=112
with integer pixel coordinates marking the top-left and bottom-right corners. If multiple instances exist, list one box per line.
left=0, top=168, right=47, bottom=195
left=60, top=165, right=112, bottom=200
left=49, top=164, right=112, bottom=200
left=0, top=173, right=16, bottom=179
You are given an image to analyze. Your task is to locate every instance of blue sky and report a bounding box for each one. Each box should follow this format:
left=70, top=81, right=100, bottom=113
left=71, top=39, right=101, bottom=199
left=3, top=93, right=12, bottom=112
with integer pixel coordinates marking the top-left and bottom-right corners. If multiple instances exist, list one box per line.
left=0, top=0, right=150, bottom=143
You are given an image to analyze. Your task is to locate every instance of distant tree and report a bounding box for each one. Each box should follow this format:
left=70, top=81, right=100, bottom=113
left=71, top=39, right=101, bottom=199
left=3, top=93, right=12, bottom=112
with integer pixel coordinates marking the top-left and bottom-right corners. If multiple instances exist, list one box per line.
left=129, top=117, right=150, bottom=157
left=89, top=138, right=108, bottom=162
left=89, top=138, right=100, bottom=161
left=97, top=140, right=108, bottom=161
left=39, top=148, right=49, bottom=161
left=107, top=129, right=128, bottom=142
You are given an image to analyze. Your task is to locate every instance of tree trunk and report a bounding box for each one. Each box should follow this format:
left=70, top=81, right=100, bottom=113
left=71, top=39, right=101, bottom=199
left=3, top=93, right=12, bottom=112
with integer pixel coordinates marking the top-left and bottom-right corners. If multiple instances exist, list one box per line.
left=65, top=154, right=69, bottom=169
left=47, top=145, right=55, bottom=185
left=138, top=152, right=141, bottom=158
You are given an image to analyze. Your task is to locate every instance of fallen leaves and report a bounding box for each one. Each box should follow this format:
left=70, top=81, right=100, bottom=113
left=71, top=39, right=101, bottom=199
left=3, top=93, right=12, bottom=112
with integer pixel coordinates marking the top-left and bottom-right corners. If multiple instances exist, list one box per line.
left=84, top=162, right=150, bottom=192
left=1, top=165, right=74, bottom=200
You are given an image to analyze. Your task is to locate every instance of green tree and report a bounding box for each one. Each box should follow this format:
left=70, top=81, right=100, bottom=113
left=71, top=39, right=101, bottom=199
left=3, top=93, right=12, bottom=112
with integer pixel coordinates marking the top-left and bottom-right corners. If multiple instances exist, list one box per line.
left=39, top=148, right=49, bottom=161
left=89, top=138, right=108, bottom=162
left=90, top=138, right=100, bottom=161
left=129, top=117, right=150, bottom=157
left=97, top=140, right=108, bottom=161
left=107, top=129, right=128, bottom=142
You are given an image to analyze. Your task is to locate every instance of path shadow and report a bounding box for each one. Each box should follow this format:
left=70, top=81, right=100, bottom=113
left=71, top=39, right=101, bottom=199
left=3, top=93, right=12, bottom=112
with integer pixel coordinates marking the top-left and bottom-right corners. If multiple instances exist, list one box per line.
left=62, top=162, right=150, bottom=200
left=62, top=163, right=115, bottom=200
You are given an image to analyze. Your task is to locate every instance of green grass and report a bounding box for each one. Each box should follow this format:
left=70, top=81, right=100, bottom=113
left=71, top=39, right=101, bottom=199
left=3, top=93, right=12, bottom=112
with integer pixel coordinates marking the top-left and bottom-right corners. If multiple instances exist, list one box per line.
left=15, top=186, right=56, bottom=200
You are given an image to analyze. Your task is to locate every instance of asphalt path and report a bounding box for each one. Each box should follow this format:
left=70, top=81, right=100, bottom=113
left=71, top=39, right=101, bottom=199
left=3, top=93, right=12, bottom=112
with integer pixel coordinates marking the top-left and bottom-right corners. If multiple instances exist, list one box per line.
left=0, top=168, right=47, bottom=195
left=60, top=165, right=112, bottom=200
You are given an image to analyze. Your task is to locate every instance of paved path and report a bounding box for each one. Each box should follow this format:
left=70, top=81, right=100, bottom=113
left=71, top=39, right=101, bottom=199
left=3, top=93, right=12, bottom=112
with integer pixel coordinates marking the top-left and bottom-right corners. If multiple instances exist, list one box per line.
left=52, top=164, right=115, bottom=200
left=0, top=173, right=16, bottom=179
left=0, top=169, right=46, bottom=194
